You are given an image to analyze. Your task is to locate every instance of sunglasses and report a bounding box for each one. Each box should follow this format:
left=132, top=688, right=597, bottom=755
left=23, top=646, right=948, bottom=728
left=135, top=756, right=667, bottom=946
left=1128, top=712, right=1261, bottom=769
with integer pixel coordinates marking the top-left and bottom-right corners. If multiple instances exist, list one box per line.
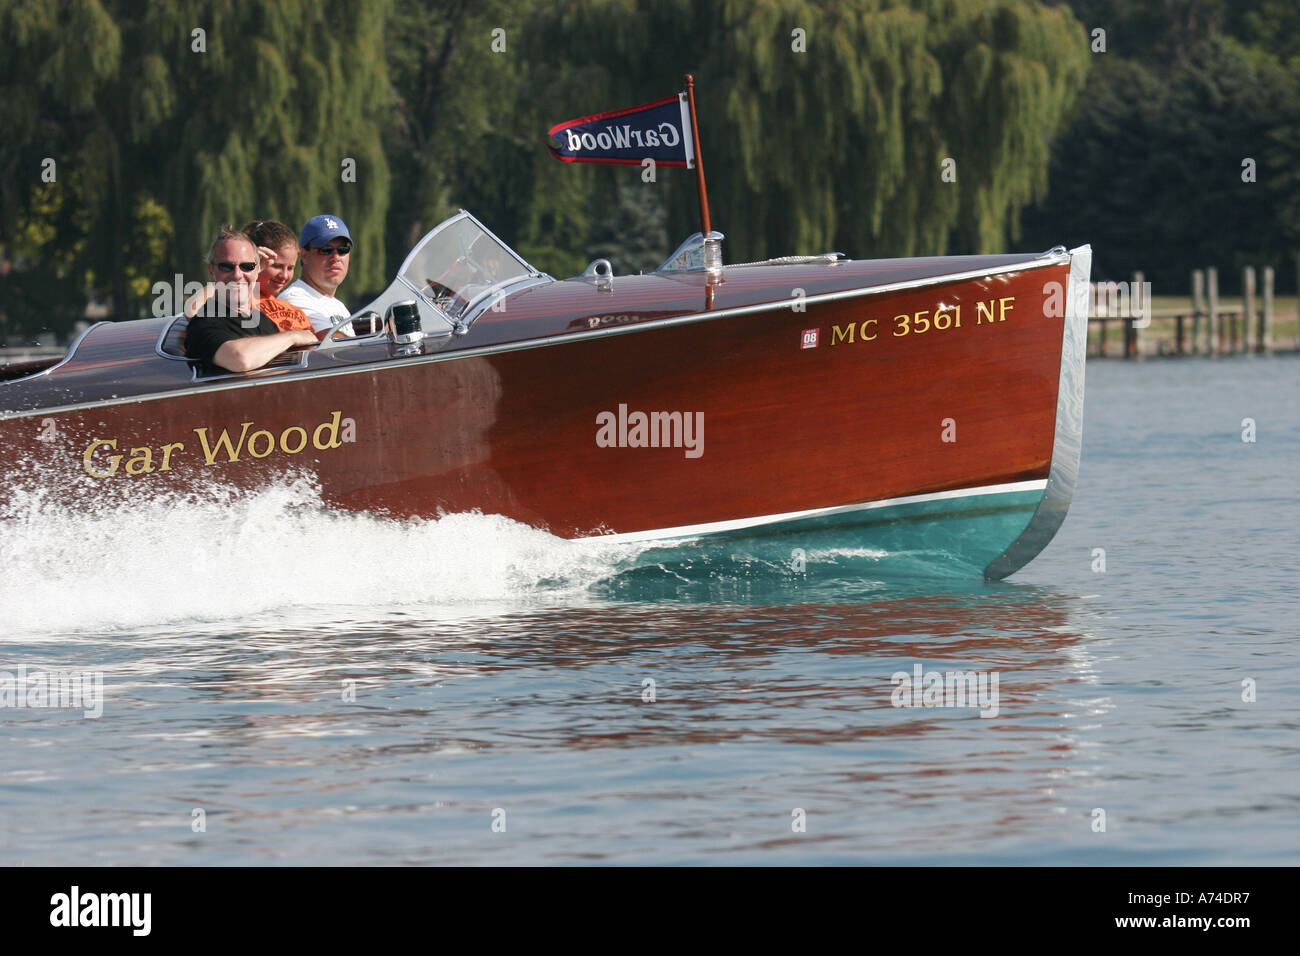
left=311, top=243, right=352, bottom=257
left=216, top=261, right=258, bottom=273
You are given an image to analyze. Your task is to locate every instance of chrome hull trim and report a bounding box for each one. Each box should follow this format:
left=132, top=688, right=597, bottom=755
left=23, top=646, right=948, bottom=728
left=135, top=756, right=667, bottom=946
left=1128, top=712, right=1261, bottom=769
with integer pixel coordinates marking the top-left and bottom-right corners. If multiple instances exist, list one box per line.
left=983, top=244, right=1091, bottom=580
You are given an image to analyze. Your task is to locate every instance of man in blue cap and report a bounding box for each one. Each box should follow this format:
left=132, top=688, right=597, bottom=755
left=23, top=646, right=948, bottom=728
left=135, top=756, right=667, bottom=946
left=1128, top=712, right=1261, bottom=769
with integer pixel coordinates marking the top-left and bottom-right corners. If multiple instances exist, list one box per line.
left=280, top=214, right=355, bottom=334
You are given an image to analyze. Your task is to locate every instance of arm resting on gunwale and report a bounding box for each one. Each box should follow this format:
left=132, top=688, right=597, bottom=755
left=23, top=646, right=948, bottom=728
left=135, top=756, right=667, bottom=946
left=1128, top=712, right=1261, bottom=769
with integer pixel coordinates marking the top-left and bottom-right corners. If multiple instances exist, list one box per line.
left=212, top=329, right=318, bottom=372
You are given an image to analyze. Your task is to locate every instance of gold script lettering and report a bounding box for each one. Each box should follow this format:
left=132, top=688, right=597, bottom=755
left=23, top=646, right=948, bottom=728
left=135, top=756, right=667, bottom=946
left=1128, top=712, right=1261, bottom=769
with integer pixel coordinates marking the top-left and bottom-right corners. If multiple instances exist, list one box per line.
left=193, top=422, right=254, bottom=463
left=158, top=442, right=185, bottom=471
left=280, top=426, right=308, bottom=455
left=124, top=446, right=156, bottom=475
left=83, top=438, right=121, bottom=478
left=246, top=430, right=276, bottom=459
left=313, top=411, right=344, bottom=450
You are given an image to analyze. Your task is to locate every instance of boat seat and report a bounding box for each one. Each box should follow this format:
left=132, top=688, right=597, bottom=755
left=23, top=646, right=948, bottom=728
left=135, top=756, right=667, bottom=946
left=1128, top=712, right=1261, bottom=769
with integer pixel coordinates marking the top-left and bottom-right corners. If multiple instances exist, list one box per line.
left=160, top=315, right=190, bottom=357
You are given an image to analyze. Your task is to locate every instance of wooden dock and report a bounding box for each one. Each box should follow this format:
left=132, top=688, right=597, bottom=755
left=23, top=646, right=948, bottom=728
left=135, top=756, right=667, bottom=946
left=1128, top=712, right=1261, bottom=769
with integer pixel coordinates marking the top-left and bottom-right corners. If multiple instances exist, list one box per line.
left=1089, top=265, right=1297, bottom=358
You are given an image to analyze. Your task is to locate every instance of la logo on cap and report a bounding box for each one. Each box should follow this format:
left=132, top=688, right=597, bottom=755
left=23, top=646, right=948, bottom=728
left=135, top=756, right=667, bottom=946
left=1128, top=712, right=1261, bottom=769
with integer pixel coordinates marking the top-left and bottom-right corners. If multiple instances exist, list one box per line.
left=325, top=218, right=338, bottom=229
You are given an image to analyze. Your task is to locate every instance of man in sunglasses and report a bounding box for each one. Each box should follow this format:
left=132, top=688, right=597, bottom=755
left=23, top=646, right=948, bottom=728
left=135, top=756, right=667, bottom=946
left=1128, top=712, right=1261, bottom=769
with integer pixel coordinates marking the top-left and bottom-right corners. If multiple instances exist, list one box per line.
left=279, top=214, right=355, bottom=335
left=185, top=227, right=318, bottom=374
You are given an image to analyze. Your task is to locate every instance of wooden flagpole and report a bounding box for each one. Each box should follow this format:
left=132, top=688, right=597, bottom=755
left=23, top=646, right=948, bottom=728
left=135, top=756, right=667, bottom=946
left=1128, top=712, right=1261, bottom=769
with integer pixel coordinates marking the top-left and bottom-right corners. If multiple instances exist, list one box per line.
left=684, top=74, right=711, bottom=237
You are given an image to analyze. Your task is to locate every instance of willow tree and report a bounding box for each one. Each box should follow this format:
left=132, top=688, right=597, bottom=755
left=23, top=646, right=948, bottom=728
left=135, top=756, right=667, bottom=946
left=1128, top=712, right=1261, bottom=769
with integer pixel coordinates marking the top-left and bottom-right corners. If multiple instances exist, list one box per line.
left=3, top=0, right=394, bottom=327
left=122, top=0, right=394, bottom=304
left=383, top=0, right=615, bottom=280
left=0, top=0, right=121, bottom=337
left=530, top=0, right=1088, bottom=260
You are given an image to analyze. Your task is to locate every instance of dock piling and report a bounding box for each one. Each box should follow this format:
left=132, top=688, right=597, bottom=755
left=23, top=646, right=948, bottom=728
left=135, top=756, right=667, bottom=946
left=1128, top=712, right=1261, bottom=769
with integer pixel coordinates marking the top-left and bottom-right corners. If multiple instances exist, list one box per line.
left=1260, top=266, right=1274, bottom=354
left=1242, top=266, right=1255, bottom=353
left=1207, top=267, right=1219, bottom=357
left=1190, top=269, right=1204, bottom=355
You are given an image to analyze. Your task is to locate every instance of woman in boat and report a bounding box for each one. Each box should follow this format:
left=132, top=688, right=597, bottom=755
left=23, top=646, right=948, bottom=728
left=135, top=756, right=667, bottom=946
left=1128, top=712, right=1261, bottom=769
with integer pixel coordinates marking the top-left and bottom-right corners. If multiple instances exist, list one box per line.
left=241, top=219, right=316, bottom=334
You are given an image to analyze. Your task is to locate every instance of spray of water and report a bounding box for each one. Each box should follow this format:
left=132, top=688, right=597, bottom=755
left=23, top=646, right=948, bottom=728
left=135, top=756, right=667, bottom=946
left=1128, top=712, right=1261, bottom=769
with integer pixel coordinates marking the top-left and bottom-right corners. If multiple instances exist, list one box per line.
left=0, top=477, right=651, bottom=635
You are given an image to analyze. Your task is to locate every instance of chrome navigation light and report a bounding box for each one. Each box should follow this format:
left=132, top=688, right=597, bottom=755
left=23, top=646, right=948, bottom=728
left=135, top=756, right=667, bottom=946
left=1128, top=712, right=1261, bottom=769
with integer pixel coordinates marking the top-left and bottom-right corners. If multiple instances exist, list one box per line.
left=387, top=300, right=424, bottom=357
left=703, top=231, right=723, bottom=278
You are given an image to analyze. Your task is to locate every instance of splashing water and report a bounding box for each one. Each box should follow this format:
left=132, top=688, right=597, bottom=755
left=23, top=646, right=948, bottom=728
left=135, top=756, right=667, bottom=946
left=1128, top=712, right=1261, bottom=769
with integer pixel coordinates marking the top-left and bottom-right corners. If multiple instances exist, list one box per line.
left=0, top=477, right=652, bottom=635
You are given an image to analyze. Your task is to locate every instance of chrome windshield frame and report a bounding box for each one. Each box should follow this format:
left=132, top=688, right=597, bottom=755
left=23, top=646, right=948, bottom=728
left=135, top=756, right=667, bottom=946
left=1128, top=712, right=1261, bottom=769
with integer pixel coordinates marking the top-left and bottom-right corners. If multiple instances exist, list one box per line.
left=398, top=210, right=537, bottom=276
left=319, top=211, right=555, bottom=351
left=335, top=210, right=551, bottom=337
left=395, top=210, right=544, bottom=314
left=459, top=274, right=554, bottom=323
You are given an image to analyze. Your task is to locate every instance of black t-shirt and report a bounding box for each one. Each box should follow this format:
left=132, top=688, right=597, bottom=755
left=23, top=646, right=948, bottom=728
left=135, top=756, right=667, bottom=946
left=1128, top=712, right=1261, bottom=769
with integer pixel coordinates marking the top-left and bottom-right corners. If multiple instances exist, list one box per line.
left=185, top=308, right=279, bottom=374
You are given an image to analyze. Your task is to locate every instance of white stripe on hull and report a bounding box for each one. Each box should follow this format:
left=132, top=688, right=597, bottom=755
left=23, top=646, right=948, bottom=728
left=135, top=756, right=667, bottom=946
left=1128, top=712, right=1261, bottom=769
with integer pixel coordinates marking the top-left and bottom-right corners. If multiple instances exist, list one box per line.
left=589, top=478, right=1048, bottom=543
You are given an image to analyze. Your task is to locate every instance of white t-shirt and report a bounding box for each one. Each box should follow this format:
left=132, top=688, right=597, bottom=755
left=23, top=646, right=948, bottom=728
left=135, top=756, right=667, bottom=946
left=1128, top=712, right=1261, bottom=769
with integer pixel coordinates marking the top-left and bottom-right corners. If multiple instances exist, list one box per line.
left=280, top=279, right=352, bottom=334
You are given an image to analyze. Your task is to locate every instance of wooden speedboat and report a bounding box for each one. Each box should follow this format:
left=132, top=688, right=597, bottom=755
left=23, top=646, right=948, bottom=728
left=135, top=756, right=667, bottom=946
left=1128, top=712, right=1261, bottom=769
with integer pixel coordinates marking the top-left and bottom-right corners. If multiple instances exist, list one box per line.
left=0, top=211, right=1091, bottom=579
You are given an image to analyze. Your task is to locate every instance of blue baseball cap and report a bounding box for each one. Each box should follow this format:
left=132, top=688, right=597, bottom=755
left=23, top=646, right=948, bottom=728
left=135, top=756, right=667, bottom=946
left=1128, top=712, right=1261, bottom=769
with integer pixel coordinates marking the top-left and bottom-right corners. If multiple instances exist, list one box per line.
left=300, top=214, right=352, bottom=248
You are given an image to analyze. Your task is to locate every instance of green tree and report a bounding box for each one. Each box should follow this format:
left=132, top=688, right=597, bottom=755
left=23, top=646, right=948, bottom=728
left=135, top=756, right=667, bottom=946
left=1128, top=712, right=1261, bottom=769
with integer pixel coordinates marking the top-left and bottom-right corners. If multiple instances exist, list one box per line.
left=1, top=0, right=394, bottom=336
left=384, top=0, right=604, bottom=279
left=584, top=172, right=670, bottom=275
left=533, top=0, right=1089, bottom=260
left=1019, top=32, right=1300, bottom=291
left=0, top=0, right=120, bottom=341
left=4, top=0, right=1095, bottom=342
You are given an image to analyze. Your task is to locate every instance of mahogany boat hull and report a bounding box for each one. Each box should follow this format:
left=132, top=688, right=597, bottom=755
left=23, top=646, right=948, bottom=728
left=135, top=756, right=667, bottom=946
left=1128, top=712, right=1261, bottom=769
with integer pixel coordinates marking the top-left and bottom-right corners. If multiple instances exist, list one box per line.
left=0, top=243, right=1091, bottom=580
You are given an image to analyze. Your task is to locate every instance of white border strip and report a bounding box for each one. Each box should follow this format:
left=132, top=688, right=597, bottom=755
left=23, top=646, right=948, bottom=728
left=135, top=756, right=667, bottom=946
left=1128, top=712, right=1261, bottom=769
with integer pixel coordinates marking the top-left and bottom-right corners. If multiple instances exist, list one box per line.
left=679, top=93, right=696, bottom=169
left=588, top=478, right=1047, bottom=542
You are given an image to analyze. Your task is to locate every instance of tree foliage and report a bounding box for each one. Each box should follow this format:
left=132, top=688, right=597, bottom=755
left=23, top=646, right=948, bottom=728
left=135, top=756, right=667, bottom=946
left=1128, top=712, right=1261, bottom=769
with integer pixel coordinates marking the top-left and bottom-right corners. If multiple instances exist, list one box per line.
left=533, top=0, right=1088, bottom=261
left=1020, top=6, right=1300, bottom=291
left=1, top=0, right=393, bottom=337
left=8, top=0, right=1294, bottom=341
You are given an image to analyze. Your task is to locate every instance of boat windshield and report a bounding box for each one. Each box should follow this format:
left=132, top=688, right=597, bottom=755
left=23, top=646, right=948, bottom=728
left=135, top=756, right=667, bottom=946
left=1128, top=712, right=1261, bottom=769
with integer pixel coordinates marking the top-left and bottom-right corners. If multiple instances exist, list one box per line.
left=399, top=212, right=536, bottom=321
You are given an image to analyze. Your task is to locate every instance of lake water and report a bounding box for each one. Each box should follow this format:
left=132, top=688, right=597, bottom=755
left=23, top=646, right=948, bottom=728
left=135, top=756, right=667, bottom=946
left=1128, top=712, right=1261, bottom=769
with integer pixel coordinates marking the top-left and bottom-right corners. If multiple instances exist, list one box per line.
left=1, top=356, right=1297, bottom=865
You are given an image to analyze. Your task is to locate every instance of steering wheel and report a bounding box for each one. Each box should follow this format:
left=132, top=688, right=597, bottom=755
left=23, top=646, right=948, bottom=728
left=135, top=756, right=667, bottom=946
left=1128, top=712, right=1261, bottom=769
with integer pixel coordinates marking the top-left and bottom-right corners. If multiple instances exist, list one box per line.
left=423, top=279, right=458, bottom=311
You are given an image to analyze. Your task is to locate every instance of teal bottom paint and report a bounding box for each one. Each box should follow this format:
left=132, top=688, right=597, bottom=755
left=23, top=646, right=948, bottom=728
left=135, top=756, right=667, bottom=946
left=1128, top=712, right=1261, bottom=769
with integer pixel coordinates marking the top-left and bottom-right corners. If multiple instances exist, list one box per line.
left=605, top=488, right=1043, bottom=588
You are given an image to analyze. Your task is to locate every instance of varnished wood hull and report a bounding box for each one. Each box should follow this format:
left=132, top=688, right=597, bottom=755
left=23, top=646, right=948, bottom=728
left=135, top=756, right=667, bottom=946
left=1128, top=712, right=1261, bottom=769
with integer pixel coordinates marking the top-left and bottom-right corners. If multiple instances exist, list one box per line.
left=0, top=246, right=1091, bottom=579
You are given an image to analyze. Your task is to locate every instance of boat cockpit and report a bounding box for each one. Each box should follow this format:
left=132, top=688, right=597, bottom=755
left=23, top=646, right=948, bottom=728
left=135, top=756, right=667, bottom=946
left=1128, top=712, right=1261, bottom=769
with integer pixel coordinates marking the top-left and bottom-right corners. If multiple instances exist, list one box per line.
left=150, top=211, right=555, bottom=381
left=6, top=209, right=727, bottom=388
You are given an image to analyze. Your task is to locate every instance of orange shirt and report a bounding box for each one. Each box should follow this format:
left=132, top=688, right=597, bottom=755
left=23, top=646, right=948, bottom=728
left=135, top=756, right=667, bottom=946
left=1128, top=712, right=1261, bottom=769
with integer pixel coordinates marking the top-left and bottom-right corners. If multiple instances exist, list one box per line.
left=258, top=295, right=314, bottom=332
